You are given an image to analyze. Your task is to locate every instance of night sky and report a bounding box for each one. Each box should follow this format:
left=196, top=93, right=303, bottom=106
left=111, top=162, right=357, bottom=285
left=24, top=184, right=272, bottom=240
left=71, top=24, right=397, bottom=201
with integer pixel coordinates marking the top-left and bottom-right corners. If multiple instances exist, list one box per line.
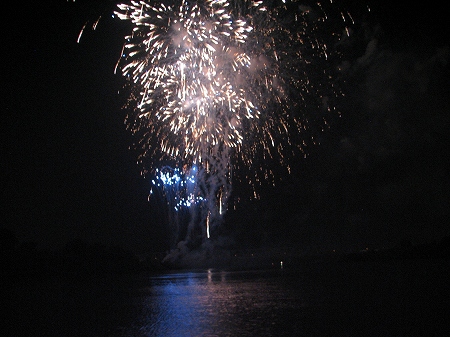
left=2, top=0, right=449, bottom=254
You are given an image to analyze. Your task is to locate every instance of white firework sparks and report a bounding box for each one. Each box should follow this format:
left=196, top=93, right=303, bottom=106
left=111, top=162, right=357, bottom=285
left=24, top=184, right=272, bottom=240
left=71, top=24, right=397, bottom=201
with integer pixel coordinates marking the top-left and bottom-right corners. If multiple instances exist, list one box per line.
left=108, top=0, right=356, bottom=241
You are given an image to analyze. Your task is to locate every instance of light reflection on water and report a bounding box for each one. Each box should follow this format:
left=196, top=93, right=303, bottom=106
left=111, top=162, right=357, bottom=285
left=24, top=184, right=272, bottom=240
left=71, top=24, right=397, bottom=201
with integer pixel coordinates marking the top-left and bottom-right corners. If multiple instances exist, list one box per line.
left=9, top=261, right=449, bottom=336
left=113, top=261, right=450, bottom=337
left=125, top=269, right=307, bottom=336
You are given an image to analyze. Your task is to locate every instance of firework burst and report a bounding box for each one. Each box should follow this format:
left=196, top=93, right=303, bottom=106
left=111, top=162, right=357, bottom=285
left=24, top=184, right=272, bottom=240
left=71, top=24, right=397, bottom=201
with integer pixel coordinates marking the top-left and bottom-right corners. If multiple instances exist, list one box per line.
left=109, top=0, right=357, bottom=241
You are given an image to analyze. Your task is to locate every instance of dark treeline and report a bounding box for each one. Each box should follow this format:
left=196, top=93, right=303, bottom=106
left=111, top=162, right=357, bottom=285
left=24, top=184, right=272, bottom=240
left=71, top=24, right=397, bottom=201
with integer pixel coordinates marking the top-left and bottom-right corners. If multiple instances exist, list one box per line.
left=0, top=229, right=168, bottom=279
left=1, top=228, right=450, bottom=277
left=343, top=236, right=450, bottom=262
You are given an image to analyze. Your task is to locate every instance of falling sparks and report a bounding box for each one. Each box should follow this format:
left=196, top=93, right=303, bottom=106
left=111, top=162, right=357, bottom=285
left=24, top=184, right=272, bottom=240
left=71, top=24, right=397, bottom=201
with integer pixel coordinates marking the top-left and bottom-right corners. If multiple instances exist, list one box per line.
left=107, top=0, right=357, bottom=241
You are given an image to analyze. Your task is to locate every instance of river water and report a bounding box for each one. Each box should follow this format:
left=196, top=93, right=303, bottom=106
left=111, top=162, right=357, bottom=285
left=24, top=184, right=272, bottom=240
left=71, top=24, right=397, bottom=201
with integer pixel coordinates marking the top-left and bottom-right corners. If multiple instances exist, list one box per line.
left=7, top=259, right=450, bottom=336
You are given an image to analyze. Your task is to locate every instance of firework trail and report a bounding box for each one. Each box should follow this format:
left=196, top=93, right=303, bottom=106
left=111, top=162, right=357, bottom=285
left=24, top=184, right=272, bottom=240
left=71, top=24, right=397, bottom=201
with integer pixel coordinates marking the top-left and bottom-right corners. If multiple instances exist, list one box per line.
left=109, top=0, right=357, bottom=244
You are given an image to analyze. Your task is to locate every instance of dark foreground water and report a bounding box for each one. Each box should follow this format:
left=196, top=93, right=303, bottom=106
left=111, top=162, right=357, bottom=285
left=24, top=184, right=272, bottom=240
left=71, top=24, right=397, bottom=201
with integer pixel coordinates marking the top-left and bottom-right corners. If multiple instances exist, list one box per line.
left=6, top=259, right=450, bottom=336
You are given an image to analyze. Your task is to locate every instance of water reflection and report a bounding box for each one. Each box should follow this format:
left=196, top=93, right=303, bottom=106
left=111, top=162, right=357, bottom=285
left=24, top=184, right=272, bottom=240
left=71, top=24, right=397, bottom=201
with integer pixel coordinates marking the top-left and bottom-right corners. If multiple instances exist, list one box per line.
left=113, top=261, right=450, bottom=336
left=10, top=261, right=449, bottom=336
left=127, top=269, right=303, bottom=336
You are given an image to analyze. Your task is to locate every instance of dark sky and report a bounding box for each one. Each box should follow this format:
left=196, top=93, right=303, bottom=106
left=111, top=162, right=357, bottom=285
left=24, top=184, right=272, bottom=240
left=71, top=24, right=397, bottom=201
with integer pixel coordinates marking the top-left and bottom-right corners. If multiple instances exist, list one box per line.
left=2, top=0, right=449, bottom=254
